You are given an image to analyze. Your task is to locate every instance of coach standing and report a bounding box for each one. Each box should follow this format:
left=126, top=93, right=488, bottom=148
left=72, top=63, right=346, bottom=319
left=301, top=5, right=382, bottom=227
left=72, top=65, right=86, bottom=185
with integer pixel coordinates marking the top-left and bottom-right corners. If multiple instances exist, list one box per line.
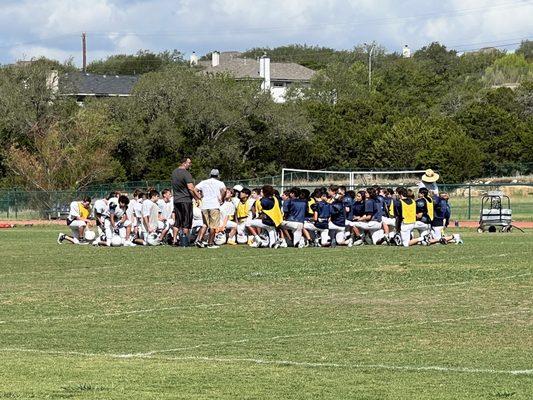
left=171, top=157, right=202, bottom=247
left=194, top=169, right=226, bottom=249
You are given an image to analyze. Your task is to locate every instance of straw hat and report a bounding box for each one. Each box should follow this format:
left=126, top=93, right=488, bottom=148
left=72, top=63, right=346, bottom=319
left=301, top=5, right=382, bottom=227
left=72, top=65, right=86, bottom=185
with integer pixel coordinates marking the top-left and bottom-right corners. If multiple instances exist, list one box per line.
left=422, top=169, right=440, bottom=183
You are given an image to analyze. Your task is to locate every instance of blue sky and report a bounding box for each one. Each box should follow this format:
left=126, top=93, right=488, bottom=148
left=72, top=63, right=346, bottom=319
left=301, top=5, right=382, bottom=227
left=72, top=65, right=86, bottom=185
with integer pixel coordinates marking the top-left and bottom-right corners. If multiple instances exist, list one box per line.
left=0, top=0, right=531, bottom=65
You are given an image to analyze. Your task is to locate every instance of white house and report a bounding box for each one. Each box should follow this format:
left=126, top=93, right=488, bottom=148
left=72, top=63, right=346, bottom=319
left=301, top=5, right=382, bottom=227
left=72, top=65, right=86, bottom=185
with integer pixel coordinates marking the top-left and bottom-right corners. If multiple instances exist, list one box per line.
left=198, top=51, right=315, bottom=103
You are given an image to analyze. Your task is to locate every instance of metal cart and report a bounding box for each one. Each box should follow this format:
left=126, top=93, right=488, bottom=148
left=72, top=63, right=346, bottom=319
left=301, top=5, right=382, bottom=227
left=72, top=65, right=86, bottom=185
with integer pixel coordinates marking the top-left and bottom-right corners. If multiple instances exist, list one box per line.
left=477, top=191, right=523, bottom=233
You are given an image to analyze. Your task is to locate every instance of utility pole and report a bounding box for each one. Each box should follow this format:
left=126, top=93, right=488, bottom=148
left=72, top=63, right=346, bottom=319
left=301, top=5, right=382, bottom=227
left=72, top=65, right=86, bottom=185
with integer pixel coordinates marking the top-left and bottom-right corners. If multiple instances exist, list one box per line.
left=364, top=42, right=376, bottom=89
left=82, top=32, right=87, bottom=72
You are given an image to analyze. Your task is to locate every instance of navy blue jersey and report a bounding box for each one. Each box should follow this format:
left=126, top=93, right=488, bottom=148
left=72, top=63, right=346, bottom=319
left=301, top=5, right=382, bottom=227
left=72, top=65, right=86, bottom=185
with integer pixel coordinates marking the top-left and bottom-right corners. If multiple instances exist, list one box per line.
left=343, top=195, right=354, bottom=221
left=316, top=201, right=331, bottom=219
left=383, top=196, right=393, bottom=218
left=365, top=199, right=383, bottom=222
left=330, top=200, right=346, bottom=227
left=432, top=196, right=450, bottom=227
left=282, top=199, right=291, bottom=215
left=285, top=199, right=307, bottom=223
left=352, top=201, right=365, bottom=218
left=416, top=198, right=431, bottom=223
left=260, top=197, right=275, bottom=226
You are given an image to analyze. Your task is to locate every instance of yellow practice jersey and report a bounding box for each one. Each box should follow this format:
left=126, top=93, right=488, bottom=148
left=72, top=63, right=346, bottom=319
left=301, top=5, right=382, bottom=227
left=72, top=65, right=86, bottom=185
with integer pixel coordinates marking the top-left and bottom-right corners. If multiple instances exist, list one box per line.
left=79, top=202, right=90, bottom=219
left=423, top=197, right=434, bottom=221
left=236, top=201, right=251, bottom=221
left=261, top=197, right=283, bottom=227
left=400, top=199, right=416, bottom=224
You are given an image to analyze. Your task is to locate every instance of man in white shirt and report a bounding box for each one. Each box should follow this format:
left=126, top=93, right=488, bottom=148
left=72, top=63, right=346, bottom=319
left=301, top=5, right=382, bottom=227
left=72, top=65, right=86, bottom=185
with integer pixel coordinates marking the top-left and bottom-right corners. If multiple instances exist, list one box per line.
left=195, top=169, right=226, bottom=249
left=418, top=169, right=439, bottom=195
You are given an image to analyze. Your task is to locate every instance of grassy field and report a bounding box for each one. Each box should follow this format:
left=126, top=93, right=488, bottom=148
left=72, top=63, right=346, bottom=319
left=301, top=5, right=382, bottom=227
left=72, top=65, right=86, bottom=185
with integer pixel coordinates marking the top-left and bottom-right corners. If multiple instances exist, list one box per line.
left=0, top=227, right=531, bottom=399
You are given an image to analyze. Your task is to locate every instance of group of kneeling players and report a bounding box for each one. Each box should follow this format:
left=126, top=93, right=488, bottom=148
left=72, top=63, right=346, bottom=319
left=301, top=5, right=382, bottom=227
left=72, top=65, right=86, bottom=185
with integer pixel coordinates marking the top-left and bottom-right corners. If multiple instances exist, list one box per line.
left=57, top=183, right=463, bottom=248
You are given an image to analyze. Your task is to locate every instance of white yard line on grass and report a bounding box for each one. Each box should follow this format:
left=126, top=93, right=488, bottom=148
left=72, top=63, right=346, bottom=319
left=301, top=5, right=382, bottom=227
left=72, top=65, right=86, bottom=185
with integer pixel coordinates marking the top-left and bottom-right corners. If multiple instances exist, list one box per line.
left=130, top=309, right=532, bottom=356
left=147, top=356, right=533, bottom=376
left=1, top=267, right=531, bottom=299
left=0, top=272, right=531, bottom=325
left=0, top=302, right=231, bottom=324
left=0, top=347, right=530, bottom=376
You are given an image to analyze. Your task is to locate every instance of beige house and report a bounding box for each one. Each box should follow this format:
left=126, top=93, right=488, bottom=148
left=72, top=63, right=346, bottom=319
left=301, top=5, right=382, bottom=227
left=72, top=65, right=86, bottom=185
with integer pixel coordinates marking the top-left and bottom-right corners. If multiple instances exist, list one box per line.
left=198, top=51, right=315, bottom=103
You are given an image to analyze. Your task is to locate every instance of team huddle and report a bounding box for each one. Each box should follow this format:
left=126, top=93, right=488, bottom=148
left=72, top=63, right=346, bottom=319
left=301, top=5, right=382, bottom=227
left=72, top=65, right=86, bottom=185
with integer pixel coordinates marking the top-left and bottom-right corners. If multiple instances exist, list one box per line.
left=57, top=180, right=463, bottom=248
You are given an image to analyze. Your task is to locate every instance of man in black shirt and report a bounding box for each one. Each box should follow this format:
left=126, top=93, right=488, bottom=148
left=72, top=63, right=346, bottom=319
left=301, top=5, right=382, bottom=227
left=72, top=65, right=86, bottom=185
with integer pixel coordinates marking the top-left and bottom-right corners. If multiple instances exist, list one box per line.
left=171, top=157, right=202, bottom=246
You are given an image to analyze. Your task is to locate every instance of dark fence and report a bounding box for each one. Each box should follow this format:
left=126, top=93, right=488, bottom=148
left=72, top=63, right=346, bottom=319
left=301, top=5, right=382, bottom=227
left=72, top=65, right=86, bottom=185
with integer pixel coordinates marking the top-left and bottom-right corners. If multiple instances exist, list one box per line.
left=1, top=182, right=532, bottom=222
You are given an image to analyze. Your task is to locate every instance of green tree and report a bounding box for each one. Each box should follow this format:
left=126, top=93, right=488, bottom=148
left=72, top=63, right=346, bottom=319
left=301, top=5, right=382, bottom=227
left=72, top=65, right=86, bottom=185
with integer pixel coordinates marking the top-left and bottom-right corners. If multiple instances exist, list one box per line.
left=4, top=101, right=122, bottom=190
left=87, top=50, right=186, bottom=75
left=516, top=40, right=533, bottom=62
left=483, top=53, right=533, bottom=86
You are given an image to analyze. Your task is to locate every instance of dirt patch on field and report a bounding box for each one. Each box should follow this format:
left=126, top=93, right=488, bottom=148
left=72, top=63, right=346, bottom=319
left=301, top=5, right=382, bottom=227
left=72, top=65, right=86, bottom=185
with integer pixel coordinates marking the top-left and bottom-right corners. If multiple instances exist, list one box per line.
left=0, top=219, right=65, bottom=227
left=457, top=221, right=533, bottom=228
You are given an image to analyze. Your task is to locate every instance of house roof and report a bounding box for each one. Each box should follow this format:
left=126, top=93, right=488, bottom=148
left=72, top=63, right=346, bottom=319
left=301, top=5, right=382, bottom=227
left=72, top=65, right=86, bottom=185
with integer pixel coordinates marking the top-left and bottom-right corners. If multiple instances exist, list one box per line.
left=59, top=72, right=139, bottom=96
left=199, top=52, right=315, bottom=82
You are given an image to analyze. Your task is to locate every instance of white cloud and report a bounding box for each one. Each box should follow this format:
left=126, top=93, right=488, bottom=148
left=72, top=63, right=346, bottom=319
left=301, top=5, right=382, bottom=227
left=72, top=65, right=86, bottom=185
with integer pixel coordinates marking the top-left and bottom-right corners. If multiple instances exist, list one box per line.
left=0, top=0, right=531, bottom=65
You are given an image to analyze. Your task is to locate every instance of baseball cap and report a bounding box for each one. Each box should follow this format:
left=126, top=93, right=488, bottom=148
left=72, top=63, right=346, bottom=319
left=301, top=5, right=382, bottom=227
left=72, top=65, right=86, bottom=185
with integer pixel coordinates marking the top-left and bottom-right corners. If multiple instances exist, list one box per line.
left=233, top=184, right=244, bottom=192
left=210, top=169, right=220, bottom=177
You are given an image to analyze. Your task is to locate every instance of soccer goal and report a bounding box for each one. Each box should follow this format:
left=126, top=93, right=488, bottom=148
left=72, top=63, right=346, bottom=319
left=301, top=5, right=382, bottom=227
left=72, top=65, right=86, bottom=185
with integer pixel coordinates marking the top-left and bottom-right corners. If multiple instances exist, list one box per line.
left=280, top=168, right=427, bottom=189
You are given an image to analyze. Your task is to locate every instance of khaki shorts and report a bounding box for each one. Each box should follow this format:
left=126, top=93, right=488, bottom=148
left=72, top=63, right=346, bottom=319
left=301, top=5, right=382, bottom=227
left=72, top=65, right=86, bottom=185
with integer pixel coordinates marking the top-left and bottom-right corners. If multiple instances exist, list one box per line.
left=202, top=209, right=221, bottom=228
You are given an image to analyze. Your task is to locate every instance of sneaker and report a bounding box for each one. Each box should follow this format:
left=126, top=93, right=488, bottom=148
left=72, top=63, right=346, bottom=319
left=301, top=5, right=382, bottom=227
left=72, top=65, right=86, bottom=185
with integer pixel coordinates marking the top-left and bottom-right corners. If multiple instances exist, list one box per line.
left=280, top=239, right=288, bottom=248
left=353, top=238, right=364, bottom=246
left=57, top=233, right=65, bottom=244
left=227, top=237, right=237, bottom=245
left=78, top=238, right=90, bottom=245
left=313, top=238, right=320, bottom=247
left=250, top=241, right=260, bottom=248
left=207, top=244, right=219, bottom=249
left=247, top=237, right=254, bottom=246
left=195, top=240, right=206, bottom=248
left=269, top=239, right=281, bottom=249
left=124, top=241, right=137, bottom=247
left=346, top=237, right=354, bottom=248
left=453, top=234, right=464, bottom=244
left=393, top=235, right=402, bottom=247
left=419, top=235, right=429, bottom=246
left=297, top=238, right=306, bottom=248
left=375, top=237, right=387, bottom=246
left=439, top=237, right=448, bottom=245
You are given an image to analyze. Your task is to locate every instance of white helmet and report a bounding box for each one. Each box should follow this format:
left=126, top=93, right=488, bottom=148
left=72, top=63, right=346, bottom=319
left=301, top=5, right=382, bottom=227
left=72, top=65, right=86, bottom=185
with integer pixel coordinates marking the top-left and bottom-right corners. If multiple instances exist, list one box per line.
left=146, top=233, right=160, bottom=246
left=84, top=230, right=96, bottom=241
left=110, top=235, right=123, bottom=247
left=214, top=232, right=227, bottom=246
left=236, top=233, right=248, bottom=244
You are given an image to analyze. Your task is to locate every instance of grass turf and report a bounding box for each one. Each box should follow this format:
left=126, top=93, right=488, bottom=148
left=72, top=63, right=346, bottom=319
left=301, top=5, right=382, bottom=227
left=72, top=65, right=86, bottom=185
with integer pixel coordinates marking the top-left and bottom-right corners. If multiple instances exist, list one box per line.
left=0, top=227, right=531, bottom=399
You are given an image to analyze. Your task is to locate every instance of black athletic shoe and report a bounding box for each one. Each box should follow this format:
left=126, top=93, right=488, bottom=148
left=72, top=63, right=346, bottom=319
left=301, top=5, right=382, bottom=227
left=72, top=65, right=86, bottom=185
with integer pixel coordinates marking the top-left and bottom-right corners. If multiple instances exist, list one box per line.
left=195, top=240, right=206, bottom=248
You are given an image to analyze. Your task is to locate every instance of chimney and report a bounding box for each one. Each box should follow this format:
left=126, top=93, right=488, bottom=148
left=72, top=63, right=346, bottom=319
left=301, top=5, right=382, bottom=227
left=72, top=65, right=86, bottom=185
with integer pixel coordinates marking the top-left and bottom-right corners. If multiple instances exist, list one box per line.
left=82, top=32, right=87, bottom=72
left=402, top=45, right=411, bottom=58
left=259, top=54, right=271, bottom=91
left=190, top=51, right=198, bottom=66
left=211, top=51, right=220, bottom=67
left=46, top=70, right=59, bottom=94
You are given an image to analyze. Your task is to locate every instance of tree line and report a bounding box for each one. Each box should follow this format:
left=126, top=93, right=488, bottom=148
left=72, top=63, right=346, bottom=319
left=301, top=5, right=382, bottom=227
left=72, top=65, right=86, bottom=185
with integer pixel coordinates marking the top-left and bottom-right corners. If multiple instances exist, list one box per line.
left=0, top=41, right=531, bottom=190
